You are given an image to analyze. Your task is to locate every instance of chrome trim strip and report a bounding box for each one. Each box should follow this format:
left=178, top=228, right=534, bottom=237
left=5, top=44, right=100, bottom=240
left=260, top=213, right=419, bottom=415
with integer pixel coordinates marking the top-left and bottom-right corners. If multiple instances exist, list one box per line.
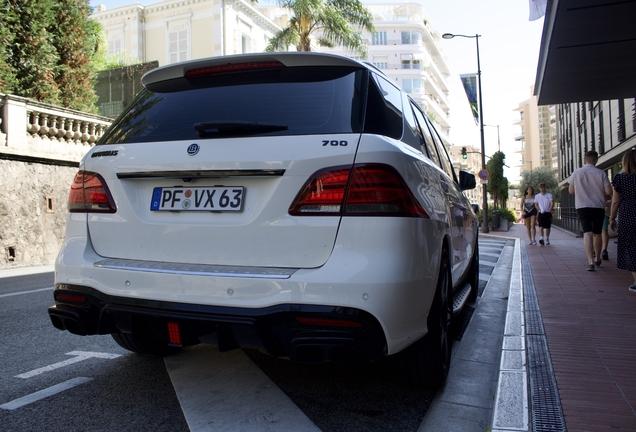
left=116, top=169, right=285, bottom=179
left=94, top=258, right=298, bottom=279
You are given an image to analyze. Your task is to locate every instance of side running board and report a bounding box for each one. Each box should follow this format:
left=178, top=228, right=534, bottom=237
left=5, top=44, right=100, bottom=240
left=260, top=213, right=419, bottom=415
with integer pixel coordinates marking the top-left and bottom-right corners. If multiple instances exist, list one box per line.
left=452, top=283, right=472, bottom=316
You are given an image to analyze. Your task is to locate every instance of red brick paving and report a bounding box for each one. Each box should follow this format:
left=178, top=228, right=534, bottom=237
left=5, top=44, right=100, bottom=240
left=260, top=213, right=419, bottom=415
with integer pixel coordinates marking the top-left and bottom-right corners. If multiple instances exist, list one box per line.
left=487, top=223, right=636, bottom=431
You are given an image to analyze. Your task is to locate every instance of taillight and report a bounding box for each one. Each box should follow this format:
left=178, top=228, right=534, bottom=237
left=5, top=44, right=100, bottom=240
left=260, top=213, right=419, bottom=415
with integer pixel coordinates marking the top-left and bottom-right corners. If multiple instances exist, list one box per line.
left=68, top=171, right=116, bottom=213
left=289, top=164, right=429, bottom=218
left=184, top=61, right=285, bottom=78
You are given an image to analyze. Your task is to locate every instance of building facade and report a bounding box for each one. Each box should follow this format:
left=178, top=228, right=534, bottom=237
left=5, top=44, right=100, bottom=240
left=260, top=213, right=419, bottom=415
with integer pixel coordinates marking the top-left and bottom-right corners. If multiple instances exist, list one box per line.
left=319, top=3, right=451, bottom=144
left=92, top=0, right=280, bottom=67
left=513, top=85, right=557, bottom=178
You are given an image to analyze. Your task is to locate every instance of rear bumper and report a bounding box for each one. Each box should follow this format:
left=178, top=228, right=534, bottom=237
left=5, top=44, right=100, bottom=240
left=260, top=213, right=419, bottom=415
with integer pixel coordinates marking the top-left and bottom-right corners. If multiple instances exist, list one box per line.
left=49, top=284, right=387, bottom=363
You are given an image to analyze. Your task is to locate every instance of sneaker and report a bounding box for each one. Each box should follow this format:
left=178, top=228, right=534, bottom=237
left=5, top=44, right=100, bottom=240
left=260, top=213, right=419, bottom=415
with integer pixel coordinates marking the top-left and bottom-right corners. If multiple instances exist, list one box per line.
left=595, top=260, right=602, bottom=267
left=532, top=240, right=537, bottom=245
left=601, top=250, right=609, bottom=260
left=539, top=238, right=544, bottom=245
left=546, top=238, right=550, bottom=245
left=629, top=285, right=636, bottom=293
left=587, top=264, right=595, bottom=271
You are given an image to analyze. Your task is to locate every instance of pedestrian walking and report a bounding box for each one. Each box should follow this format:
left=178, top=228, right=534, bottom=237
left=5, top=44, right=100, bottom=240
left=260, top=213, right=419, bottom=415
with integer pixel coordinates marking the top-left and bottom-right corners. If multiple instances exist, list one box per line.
left=601, top=198, right=611, bottom=260
left=521, top=186, right=538, bottom=245
left=535, top=182, right=553, bottom=245
left=569, top=150, right=612, bottom=271
left=609, top=149, right=636, bottom=292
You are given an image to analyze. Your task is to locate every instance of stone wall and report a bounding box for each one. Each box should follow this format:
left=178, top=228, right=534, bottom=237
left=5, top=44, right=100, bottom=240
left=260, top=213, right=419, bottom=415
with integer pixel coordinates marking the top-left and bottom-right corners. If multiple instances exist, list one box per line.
left=0, top=159, right=78, bottom=268
left=1, top=93, right=111, bottom=270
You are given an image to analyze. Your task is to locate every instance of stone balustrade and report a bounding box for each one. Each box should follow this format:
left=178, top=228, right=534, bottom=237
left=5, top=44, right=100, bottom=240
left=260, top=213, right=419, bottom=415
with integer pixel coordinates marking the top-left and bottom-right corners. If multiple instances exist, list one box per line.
left=1, top=93, right=112, bottom=163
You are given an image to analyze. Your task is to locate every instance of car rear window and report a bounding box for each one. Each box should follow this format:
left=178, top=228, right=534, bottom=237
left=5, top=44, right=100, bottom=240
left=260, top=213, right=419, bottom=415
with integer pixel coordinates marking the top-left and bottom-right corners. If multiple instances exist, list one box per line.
left=99, top=66, right=365, bottom=144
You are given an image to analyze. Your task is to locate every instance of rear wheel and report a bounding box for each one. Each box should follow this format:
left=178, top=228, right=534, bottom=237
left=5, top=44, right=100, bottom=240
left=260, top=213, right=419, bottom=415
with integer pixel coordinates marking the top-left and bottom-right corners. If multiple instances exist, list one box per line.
left=406, top=249, right=453, bottom=389
left=467, top=241, right=479, bottom=302
left=111, top=333, right=181, bottom=357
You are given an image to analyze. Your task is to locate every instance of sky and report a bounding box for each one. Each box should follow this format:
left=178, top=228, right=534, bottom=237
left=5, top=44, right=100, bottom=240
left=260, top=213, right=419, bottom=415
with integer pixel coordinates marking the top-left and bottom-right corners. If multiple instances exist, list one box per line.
left=89, top=0, right=545, bottom=181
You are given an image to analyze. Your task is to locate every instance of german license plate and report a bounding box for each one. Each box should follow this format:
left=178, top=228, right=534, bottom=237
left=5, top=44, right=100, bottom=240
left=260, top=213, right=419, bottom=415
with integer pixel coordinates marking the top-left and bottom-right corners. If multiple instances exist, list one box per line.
left=150, top=186, right=244, bottom=211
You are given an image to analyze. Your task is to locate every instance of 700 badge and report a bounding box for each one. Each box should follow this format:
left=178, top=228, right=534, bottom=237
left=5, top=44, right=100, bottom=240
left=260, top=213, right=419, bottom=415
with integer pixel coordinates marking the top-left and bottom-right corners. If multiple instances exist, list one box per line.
left=150, top=186, right=244, bottom=212
left=322, top=140, right=348, bottom=146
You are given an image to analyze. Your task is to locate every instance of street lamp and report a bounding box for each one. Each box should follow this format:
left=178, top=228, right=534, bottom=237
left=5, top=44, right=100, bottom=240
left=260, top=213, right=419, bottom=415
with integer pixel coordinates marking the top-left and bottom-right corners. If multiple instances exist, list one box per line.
left=442, top=33, right=488, bottom=233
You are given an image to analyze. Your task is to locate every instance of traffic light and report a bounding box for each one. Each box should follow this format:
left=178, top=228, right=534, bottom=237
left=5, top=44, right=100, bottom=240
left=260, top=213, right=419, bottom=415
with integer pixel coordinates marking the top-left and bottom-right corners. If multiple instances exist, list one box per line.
left=461, top=147, right=467, bottom=159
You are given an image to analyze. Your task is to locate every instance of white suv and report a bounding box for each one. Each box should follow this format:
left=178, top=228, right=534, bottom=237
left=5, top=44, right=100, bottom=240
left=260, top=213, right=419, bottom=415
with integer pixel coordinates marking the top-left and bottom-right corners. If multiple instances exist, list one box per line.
left=49, top=52, right=478, bottom=388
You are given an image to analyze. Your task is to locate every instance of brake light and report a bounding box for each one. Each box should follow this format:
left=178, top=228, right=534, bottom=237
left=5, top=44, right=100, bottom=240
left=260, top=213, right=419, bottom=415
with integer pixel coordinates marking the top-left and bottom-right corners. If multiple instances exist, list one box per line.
left=289, top=164, right=429, bottom=218
left=68, top=171, right=116, bottom=213
left=184, top=61, right=285, bottom=78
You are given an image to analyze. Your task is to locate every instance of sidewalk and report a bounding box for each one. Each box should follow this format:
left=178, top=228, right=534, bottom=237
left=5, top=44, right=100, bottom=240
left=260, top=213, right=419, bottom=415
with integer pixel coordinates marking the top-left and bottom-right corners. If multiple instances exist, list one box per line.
left=488, top=223, right=636, bottom=431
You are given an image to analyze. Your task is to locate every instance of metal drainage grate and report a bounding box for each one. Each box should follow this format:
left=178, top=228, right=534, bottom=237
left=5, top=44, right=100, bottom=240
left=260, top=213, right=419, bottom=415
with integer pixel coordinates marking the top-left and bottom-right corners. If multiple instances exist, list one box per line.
left=522, top=243, right=567, bottom=432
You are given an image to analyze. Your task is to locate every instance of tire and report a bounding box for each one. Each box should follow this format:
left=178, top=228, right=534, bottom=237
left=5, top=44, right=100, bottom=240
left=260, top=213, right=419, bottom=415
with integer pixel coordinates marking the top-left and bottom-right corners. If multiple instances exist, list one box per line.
left=467, top=241, right=479, bottom=302
left=405, top=249, right=453, bottom=389
left=111, top=333, right=181, bottom=357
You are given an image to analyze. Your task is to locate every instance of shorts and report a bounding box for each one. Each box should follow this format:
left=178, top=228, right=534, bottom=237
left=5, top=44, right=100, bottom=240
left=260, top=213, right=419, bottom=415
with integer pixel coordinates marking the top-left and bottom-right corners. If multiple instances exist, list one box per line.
left=538, top=212, right=552, bottom=229
left=577, top=207, right=605, bottom=234
left=523, top=208, right=537, bottom=218
left=602, top=215, right=609, bottom=231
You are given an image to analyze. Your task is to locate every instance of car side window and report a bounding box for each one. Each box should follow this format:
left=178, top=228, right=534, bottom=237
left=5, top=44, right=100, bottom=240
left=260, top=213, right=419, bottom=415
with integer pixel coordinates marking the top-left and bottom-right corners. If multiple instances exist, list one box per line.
left=363, top=73, right=403, bottom=140
left=411, top=103, right=441, bottom=167
left=401, top=93, right=424, bottom=150
left=424, top=116, right=457, bottom=183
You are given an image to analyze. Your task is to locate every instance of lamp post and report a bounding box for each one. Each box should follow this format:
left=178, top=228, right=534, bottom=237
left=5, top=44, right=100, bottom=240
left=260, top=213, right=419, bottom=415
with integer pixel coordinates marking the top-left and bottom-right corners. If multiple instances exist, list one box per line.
left=442, top=33, right=488, bottom=233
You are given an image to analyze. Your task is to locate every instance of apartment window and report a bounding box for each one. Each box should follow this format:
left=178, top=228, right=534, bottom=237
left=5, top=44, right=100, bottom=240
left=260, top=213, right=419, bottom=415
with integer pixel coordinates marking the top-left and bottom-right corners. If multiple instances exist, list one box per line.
left=241, top=34, right=251, bottom=54
left=618, top=99, right=626, bottom=141
left=373, top=55, right=388, bottom=69
left=372, top=31, right=387, bottom=45
left=107, top=30, right=123, bottom=57
left=402, top=79, right=423, bottom=94
left=401, top=58, right=421, bottom=70
left=401, top=31, right=422, bottom=45
left=168, top=22, right=189, bottom=64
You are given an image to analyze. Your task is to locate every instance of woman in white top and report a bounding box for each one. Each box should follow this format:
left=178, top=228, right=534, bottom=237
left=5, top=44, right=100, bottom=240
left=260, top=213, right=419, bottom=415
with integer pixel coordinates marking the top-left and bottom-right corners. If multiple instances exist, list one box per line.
left=522, top=186, right=538, bottom=245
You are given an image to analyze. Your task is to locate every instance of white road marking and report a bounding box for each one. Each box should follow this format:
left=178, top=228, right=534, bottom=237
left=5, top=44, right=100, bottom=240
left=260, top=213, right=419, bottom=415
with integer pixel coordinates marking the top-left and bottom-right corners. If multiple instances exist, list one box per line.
left=165, top=345, right=321, bottom=432
left=15, top=351, right=122, bottom=379
left=0, top=377, right=93, bottom=410
left=0, top=287, right=52, bottom=298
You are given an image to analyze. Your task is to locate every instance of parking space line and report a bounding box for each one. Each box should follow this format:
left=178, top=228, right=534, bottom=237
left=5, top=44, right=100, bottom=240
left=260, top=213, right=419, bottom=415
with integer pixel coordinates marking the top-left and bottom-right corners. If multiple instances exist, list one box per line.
left=0, top=287, right=52, bottom=298
left=0, top=377, right=93, bottom=410
left=165, top=345, right=320, bottom=432
left=15, top=351, right=121, bottom=379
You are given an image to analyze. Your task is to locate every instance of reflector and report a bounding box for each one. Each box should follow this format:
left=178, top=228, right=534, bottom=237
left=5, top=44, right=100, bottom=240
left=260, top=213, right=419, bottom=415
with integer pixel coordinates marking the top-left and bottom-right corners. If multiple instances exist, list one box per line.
left=296, top=316, right=363, bottom=327
left=167, top=322, right=182, bottom=346
left=55, top=292, right=87, bottom=304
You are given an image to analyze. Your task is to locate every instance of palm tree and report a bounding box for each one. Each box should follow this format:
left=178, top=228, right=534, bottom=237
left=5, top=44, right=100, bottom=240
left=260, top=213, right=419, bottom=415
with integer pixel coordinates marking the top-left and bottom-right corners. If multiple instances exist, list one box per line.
left=265, top=0, right=375, bottom=57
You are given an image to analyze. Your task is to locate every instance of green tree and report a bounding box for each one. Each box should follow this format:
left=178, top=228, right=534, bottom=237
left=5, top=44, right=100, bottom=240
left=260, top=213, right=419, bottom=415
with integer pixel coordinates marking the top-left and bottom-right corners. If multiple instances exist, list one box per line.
left=0, top=0, right=61, bottom=103
left=265, top=0, right=375, bottom=56
left=51, top=0, right=101, bottom=112
left=0, top=0, right=101, bottom=112
left=485, top=151, right=509, bottom=209
left=519, top=165, right=560, bottom=203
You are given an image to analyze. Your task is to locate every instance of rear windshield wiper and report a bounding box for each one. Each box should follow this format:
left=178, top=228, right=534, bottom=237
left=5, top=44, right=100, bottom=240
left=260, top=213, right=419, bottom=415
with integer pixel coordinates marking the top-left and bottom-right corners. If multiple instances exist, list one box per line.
left=193, top=121, right=288, bottom=137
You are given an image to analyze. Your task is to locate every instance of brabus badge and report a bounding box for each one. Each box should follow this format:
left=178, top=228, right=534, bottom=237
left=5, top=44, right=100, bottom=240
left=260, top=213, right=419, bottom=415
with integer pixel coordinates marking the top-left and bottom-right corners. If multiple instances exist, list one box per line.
left=187, top=143, right=200, bottom=156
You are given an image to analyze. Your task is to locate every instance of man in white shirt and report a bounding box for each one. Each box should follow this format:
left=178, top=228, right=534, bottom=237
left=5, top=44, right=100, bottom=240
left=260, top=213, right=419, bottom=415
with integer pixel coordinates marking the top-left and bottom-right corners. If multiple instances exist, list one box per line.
left=568, top=151, right=612, bottom=271
left=535, top=183, right=553, bottom=245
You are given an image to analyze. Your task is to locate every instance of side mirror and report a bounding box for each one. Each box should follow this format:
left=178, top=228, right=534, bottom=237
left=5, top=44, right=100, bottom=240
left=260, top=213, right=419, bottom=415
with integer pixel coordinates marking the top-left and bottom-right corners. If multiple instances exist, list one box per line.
left=459, top=170, right=476, bottom=191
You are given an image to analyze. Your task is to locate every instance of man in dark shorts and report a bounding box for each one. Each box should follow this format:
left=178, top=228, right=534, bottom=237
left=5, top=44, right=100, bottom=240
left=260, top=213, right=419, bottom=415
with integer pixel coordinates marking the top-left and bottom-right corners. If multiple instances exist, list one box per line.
left=535, top=183, right=553, bottom=245
left=568, top=151, right=612, bottom=271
